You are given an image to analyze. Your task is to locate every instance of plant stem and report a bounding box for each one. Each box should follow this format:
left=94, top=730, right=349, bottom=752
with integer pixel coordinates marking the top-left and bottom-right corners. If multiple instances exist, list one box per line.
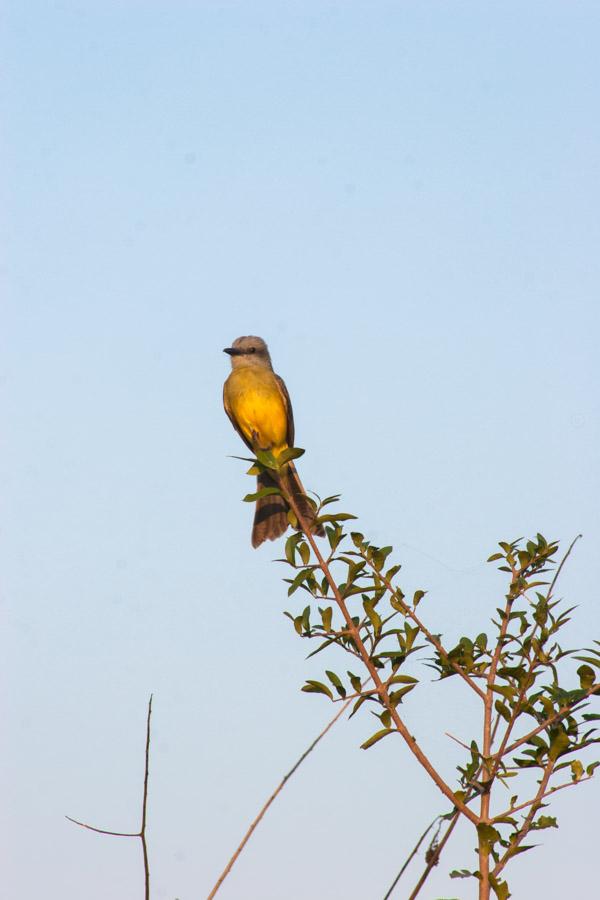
left=207, top=694, right=354, bottom=898
left=284, top=480, right=479, bottom=825
left=364, top=560, right=486, bottom=701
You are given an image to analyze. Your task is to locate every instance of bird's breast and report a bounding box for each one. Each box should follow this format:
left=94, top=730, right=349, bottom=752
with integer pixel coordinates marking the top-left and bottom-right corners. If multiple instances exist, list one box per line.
left=225, top=368, right=288, bottom=454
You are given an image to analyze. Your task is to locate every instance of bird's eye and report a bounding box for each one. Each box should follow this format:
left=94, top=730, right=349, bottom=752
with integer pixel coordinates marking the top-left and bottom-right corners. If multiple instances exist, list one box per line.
left=249, top=347, right=256, bottom=353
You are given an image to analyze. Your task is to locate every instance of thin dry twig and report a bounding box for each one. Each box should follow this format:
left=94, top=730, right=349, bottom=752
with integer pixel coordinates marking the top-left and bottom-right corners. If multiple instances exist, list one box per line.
left=207, top=692, right=356, bottom=899
left=407, top=809, right=460, bottom=900
left=66, top=695, right=153, bottom=900
left=381, top=813, right=446, bottom=900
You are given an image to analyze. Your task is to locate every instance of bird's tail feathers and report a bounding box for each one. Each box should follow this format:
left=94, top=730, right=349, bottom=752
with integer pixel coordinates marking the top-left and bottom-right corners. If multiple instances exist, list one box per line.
left=281, top=463, right=325, bottom=538
left=251, top=463, right=324, bottom=548
left=252, top=470, right=289, bottom=549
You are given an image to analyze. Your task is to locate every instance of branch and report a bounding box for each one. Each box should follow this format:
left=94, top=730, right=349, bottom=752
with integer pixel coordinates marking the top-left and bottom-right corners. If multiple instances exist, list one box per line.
left=408, top=810, right=460, bottom=900
left=141, top=694, right=152, bottom=900
left=207, top=693, right=356, bottom=898
left=489, top=536, right=583, bottom=780
left=547, top=534, right=582, bottom=601
left=479, top=571, right=520, bottom=897
left=493, top=757, right=554, bottom=878
left=363, top=558, right=486, bottom=701
left=64, top=818, right=138, bottom=837
left=445, top=732, right=476, bottom=753
left=381, top=813, right=446, bottom=900
left=504, top=683, right=600, bottom=758
left=283, top=482, right=479, bottom=826
left=66, top=695, right=153, bottom=900
left=388, top=713, right=505, bottom=899
left=493, top=772, right=593, bottom=822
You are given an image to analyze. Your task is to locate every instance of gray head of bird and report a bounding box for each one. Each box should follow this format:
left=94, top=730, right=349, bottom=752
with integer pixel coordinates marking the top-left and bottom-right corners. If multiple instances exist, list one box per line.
left=223, top=335, right=273, bottom=369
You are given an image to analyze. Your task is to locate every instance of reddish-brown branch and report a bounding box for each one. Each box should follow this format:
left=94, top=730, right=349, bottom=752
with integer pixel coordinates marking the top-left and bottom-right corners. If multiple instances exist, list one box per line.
left=492, top=773, right=593, bottom=822
left=363, top=558, right=486, bottom=701
left=478, top=568, right=521, bottom=899
left=504, top=683, right=600, bottom=758
left=493, top=758, right=554, bottom=878
left=490, top=535, right=584, bottom=783
left=283, top=480, right=479, bottom=825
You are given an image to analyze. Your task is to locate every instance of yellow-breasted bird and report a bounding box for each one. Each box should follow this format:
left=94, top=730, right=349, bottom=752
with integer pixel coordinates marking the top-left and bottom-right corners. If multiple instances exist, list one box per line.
left=223, top=335, right=324, bottom=548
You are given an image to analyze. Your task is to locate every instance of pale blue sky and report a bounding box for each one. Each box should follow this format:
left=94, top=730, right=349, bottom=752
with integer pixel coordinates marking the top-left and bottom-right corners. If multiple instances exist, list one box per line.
left=3, top=3, right=600, bottom=898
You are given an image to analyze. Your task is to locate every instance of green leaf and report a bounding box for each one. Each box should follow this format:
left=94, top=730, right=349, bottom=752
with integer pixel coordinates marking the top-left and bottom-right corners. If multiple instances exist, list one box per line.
left=495, top=699, right=512, bottom=723
left=284, top=532, right=303, bottom=565
left=301, top=605, right=311, bottom=632
left=548, top=729, right=570, bottom=760
left=325, top=670, right=346, bottom=698
left=490, top=874, right=511, bottom=899
left=477, top=823, right=501, bottom=853
left=360, top=728, right=394, bottom=750
left=450, top=869, right=476, bottom=879
left=532, top=815, right=558, bottom=830
left=371, top=546, right=393, bottom=572
left=571, top=759, right=584, bottom=781
left=298, top=541, right=311, bottom=566
left=287, top=569, right=316, bottom=597
left=413, top=589, right=426, bottom=606
left=243, top=486, right=281, bottom=502
left=305, top=637, right=336, bottom=659
left=301, top=680, right=333, bottom=700
left=348, top=671, right=362, bottom=693
left=318, top=512, right=357, bottom=523
left=363, top=598, right=382, bottom=633
left=487, top=552, right=504, bottom=562
left=475, top=632, right=488, bottom=652
left=390, top=591, right=407, bottom=613
left=574, top=655, right=600, bottom=668
left=492, top=685, right=517, bottom=700
left=326, top=525, right=344, bottom=552
left=578, top=664, right=596, bottom=689
left=254, top=448, right=278, bottom=469
left=277, top=446, right=305, bottom=465
left=379, top=709, right=391, bottom=727
left=389, top=684, right=416, bottom=705
left=321, top=607, right=333, bottom=632
left=349, top=694, right=368, bottom=718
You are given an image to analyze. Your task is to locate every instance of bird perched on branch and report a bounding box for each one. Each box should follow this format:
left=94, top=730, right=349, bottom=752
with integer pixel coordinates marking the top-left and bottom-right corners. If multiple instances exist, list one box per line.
left=223, top=335, right=324, bottom=548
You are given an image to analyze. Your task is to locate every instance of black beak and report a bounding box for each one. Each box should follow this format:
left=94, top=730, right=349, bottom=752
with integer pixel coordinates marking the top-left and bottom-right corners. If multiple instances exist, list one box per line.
left=223, top=347, right=242, bottom=356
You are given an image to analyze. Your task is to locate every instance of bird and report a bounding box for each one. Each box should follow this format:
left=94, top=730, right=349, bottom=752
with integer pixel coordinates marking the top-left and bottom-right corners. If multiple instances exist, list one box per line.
left=223, top=335, right=324, bottom=548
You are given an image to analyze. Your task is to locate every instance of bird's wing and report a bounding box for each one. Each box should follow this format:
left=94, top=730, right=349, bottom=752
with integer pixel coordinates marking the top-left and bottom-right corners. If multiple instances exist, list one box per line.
left=274, top=374, right=295, bottom=447
left=223, top=381, right=254, bottom=453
